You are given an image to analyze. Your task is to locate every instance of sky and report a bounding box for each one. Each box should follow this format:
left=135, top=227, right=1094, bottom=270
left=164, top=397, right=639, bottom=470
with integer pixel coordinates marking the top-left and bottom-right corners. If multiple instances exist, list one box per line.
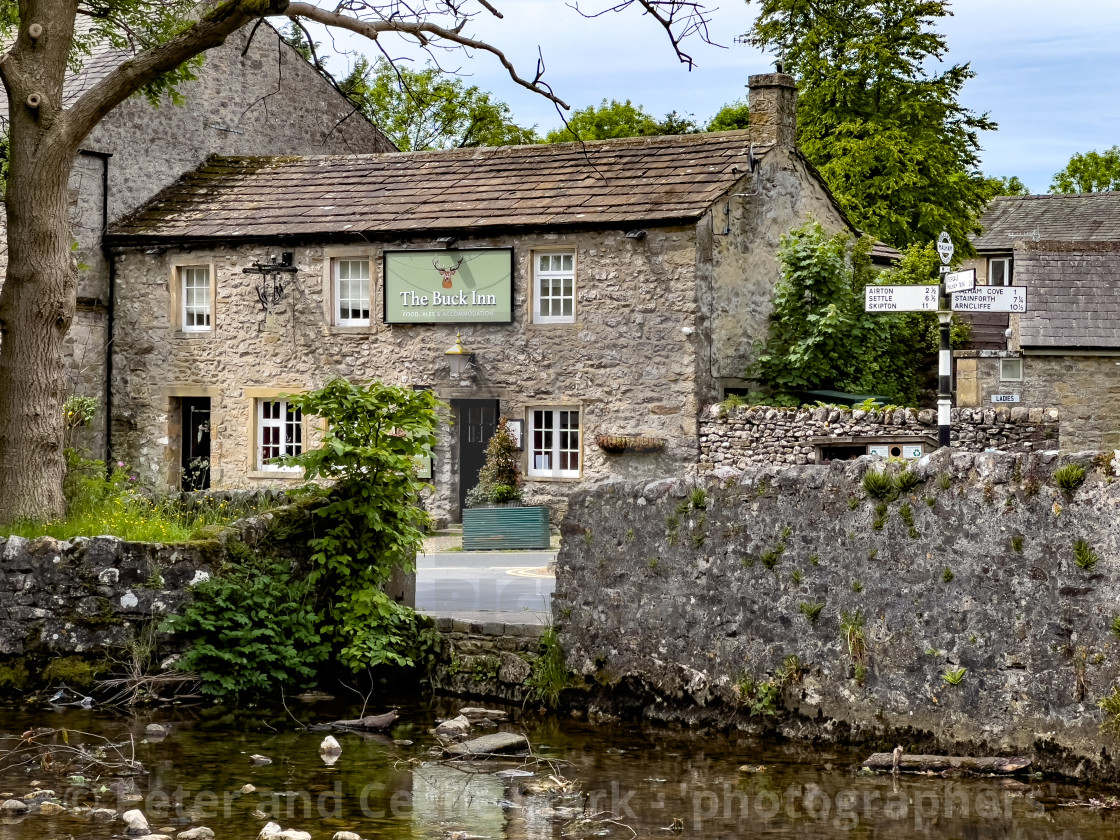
left=312, top=1, right=1120, bottom=195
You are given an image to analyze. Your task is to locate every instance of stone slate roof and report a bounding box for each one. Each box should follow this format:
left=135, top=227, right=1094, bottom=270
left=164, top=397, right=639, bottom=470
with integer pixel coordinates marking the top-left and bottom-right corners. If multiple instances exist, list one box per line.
left=973, top=193, right=1120, bottom=251
left=1014, top=241, right=1120, bottom=349
left=106, top=132, right=770, bottom=242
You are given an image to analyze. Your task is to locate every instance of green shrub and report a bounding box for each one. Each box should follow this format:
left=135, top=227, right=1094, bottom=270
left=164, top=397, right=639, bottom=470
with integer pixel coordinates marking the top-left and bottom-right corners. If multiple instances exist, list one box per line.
left=284, top=380, right=442, bottom=673
left=1054, top=464, right=1087, bottom=495
left=941, top=666, right=967, bottom=686
left=465, top=419, right=523, bottom=507
left=165, top=557, right=329, bottom=698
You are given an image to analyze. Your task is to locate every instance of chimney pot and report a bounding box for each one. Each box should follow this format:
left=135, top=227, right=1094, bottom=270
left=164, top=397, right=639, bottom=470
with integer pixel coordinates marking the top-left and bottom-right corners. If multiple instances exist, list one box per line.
left=748, top=72, right=798, bottom=148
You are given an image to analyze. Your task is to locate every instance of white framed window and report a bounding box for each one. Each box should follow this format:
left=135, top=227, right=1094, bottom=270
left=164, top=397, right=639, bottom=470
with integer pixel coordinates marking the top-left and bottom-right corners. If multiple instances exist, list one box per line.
left=334, top=258, right=371, bottom=325
left=533, top=251, right=575, bottom=324
left=257, top=399, right=302, bottom=470
left=1000, top=357, right=1023, bottom=382
left=989, top=257, right=1012, bottom=286
left=181, top=266, right=211, bottom=331
left=528, top=407, right=581, bottom=478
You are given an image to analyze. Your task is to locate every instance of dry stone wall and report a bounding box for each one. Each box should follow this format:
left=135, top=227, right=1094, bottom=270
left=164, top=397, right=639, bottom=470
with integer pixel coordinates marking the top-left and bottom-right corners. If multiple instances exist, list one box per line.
left=700, top=403, right=1061, bottom=469
left=554, top=449, right=1120, bottom=780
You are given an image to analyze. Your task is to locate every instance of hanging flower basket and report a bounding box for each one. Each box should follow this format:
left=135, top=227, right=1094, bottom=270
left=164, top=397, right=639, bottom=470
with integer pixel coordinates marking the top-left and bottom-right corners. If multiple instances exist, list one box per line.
left=595, top=434, right=666, bottom=455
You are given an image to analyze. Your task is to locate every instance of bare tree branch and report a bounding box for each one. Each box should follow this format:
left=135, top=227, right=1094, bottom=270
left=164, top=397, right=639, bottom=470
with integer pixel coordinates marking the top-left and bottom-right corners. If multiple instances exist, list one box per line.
left=286, top=1, right=570, bottom=109
left=568, top=0, right=718, bottom=69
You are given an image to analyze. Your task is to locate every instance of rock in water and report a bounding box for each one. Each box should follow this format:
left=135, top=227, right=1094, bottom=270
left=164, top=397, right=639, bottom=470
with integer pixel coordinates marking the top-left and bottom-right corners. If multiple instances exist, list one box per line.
left=333, top=832, right=364, bottom=840
left=434, top=715, right=471, bottom=739
left=258, top=823, right=282, bottom=840
left=277, top=831, right=312, bottom=840
left=332, top=711, right=398, bottom=731
left=319, top=735, right=342, bottom=756
left=177, top=828, right=215, bottom=840
left=445, top=732, right=529, bottom=757
left=36, top=802, right=65, bottom=816
left=122, top=808, right=150, bottom=833
left=459, top=707, right=509, bottom=721
left=0, top=800, right=27, bottom=814
left=250, top=754, right=272, bottom=766
left=241, top=783, right=258, bottom=794
left=144, top=724, right=168, bottom=738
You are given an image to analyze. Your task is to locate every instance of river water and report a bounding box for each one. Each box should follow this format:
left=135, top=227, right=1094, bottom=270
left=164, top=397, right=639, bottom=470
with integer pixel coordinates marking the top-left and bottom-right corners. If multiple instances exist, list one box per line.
left=0, top=695, right=1117, bottom=839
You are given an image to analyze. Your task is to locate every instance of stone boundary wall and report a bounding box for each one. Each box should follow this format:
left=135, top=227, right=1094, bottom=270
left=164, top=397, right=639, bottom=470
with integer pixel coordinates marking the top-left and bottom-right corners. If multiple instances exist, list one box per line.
left=554, top=449, right=1120, bottom=780
left=700, top=404, right=1062, bottom=469
left=0, top=512, right=278, bottom=662
left=430, top=618, right=545, bottom=703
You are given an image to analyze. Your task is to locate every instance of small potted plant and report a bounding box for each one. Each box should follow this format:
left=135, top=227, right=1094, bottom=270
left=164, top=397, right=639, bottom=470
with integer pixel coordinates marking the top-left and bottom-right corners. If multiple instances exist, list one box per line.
left=462, top=419, right=550, bottom=550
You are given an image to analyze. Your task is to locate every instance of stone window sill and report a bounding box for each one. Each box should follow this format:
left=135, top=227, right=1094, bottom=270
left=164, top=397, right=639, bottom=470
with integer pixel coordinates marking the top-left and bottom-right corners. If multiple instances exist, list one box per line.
left=173, top=330, right=214, bottom=339
left=525, top=475, right=582, bottom=483
left=327, top=325, right=374, bottom=335
left=246, top=470, right=303, bottom=480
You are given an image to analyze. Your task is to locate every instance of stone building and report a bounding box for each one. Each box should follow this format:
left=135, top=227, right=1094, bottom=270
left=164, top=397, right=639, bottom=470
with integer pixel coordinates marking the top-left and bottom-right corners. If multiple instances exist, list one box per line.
left=103, top=73, right=857, bottom=524
left=955, top=193, right=1120, bottom=451
left=0, top=23, right=393, bottom=457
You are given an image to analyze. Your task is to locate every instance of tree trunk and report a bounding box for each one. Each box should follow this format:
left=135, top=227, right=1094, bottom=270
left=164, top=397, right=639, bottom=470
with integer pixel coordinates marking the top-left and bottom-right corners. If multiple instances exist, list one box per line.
left=0, top=155, right=77, bottom=522
left=0, top=4, right=82, bottom=523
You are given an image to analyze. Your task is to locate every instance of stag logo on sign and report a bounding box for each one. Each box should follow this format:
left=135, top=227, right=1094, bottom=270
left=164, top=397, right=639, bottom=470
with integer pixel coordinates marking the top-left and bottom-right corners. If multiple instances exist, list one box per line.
left=433, top=256, right=464, bottom=289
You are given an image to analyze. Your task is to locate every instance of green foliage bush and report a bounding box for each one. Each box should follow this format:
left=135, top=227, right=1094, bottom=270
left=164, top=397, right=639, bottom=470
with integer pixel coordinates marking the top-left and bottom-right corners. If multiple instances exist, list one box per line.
left=862, top=470, right=897, bottom=500
left=282, top=379, right=442, bottom=673
left=466, top=419, right=524, bottom=508
left=165, top=556, right=329, bottom=698
left=526, top=627, right=570, bottom=709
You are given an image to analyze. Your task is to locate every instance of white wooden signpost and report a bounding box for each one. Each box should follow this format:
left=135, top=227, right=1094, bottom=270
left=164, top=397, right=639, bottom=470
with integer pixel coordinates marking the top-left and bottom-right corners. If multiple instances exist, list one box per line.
left=862, top=231, right=1031, bottom=450
left=944, top=268, right=976, bottom=294
left=864, top=285, right=940, bottom=312
left=950, top=286, right=1027, bottom=313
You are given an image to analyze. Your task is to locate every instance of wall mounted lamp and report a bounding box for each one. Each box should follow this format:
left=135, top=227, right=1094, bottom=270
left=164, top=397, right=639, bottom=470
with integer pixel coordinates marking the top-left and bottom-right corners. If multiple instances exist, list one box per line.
left=445, top=332, right=475, bottom=383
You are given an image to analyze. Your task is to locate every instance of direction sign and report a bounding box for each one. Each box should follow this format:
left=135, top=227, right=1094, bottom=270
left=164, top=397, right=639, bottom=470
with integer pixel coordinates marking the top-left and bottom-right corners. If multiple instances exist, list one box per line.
left=944, top=268, right=976, bottom=294
left=950, top=286, right=1027, bottom=313
left=865, top=285, right=940, bottom=312
left=937, top=231, right=954, bottom=265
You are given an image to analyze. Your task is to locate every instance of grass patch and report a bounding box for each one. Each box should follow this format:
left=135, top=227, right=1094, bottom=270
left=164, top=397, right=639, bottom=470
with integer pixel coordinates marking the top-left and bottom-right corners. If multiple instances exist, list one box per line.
left=1011, top=535, right=1024, bottom=553
left=941, top=666, right=967, bottom=686
left=1074, top=539, right=1099, bottom=572
left=1054, top=463, right=1087, bottom=495
left=942, top=567, right=954, bottom=583
left=526, top=627, right=570, bottom=709
left=851, top=579, right=863, bottom=593
left=5, top=452, right=275, bottom=542
left=862, top=471, right=896, bottom=500
left=896, top=469, right=922, bottom=493
left=798, top=601, right=824, bottom=624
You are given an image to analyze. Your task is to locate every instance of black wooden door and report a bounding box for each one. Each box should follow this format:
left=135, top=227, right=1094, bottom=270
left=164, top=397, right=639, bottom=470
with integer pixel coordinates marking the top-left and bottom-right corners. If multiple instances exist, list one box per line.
left=181, top=397, right=211, bottom=491
left=457, top=399, right=499, bottom=516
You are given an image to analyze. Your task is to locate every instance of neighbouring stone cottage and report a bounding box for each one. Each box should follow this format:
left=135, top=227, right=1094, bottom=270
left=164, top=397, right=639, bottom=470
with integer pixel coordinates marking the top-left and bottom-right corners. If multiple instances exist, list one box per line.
left=0, top=22, right=393, bottom=458
left=101, top=73, right=872, bottom=525
left=955, top=193, right=1120, bottom=451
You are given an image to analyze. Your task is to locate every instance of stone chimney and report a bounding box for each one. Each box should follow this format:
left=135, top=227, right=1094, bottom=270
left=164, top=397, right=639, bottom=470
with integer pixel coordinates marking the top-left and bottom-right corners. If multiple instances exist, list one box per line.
left=748, top=73, right=798, bottom=148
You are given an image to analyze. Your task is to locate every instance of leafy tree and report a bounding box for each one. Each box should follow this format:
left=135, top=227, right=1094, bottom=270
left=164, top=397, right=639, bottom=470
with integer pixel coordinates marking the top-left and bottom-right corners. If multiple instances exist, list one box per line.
left=339, top=57, right=537, bottom=151
left=744, top=0, right=998, bottom=252
left=0, top=0, right=715, bottom=522
left=707, top=100, right=750, bottom=132
left=283, top=379, right=441, bottom=672
left=749, top=221, right=967, bottom=406
left=1050, top=147, right=1120, bottom=193
left=545, top=99, right=661, bottom=142
left=991, top=175, right=1030, bottom=196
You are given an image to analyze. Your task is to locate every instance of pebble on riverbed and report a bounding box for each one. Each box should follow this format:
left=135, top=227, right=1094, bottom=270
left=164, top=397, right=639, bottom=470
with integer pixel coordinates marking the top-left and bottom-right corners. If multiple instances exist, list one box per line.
left=122, top=808, right=150, bottom=834
left=0, top=800, right=28, bottom=814
left=176, top=827, right=215, bottom=840
left=250, top=754, right=272, bottom=765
